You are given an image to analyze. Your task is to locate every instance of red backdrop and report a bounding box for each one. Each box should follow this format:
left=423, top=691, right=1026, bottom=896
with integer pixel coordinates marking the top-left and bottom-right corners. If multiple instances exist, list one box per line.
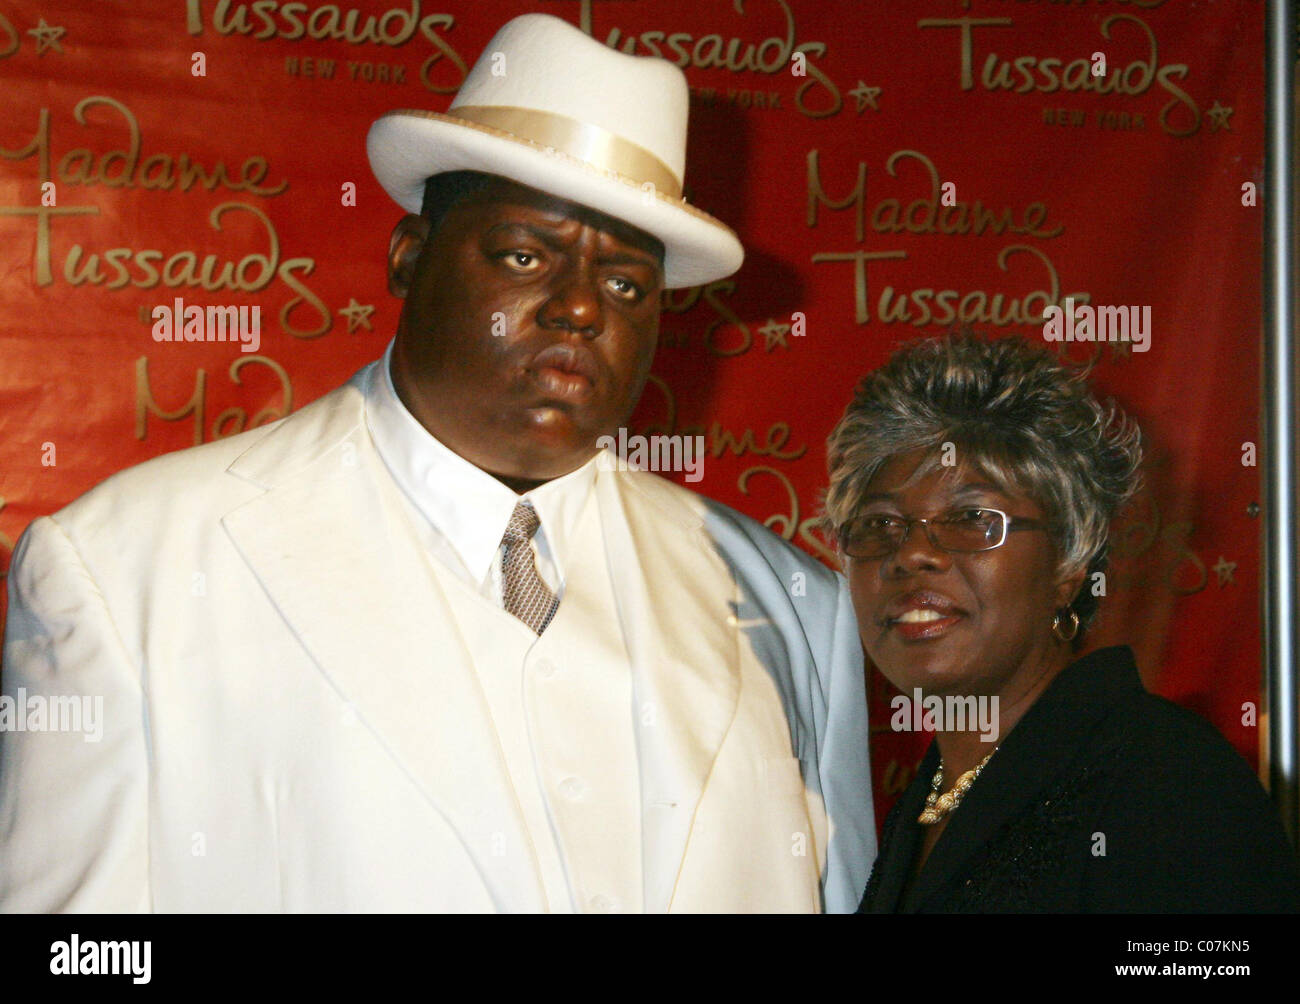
left=0, top=0, right=1267, bottom=833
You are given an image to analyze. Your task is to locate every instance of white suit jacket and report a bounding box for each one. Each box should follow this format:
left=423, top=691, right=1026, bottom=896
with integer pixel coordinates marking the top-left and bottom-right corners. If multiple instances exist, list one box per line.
left=0, top=364, right=874, bottom=912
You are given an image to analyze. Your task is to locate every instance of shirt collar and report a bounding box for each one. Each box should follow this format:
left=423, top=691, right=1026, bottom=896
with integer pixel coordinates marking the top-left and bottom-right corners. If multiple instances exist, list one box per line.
left=364, top=338, right=599, bottom=587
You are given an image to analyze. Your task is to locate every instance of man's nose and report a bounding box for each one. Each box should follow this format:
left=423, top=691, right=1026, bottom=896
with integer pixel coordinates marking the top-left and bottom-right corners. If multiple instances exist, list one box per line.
left=884, top=520, right=953, bottom=576
left=538, top=253, right=603, bottom=337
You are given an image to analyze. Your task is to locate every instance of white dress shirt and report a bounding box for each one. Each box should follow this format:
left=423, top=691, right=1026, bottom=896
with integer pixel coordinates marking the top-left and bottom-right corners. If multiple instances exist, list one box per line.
left=364, top=338, right=600, bottom=604
left=362, top=337, right=620, bottom=913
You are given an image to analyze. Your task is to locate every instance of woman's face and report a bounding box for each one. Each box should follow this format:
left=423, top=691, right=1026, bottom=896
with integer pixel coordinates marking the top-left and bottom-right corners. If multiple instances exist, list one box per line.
left=844, top=447, right=1081, bottom=701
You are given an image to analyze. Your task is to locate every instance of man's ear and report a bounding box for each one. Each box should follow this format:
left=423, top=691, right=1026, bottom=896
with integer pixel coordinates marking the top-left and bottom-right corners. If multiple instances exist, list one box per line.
left=388, top=214, right=431, bottom=298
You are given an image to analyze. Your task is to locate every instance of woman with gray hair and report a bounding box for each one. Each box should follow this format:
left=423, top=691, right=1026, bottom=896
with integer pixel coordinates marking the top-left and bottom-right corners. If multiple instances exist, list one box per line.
left=828, top=333, right=1299, bottom=912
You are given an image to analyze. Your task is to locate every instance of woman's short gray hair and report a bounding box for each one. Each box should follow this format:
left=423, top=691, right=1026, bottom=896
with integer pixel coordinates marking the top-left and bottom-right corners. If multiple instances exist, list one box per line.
left=823, top=333, right=1143, bottom=634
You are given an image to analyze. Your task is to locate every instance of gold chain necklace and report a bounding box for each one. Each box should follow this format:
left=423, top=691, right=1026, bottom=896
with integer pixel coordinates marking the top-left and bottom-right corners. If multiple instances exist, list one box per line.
left=918, top=748, right=998, bottom=825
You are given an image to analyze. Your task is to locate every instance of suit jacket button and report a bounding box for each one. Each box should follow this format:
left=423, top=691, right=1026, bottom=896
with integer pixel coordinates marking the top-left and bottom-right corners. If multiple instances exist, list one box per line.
left=558, top=776, right=587, bottom=800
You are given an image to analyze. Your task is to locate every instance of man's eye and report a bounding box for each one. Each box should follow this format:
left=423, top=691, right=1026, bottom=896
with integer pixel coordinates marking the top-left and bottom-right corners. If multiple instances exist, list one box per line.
left=500, top=251, right=541, bottom=272
left=605, top=276, right=641, bottom=300
left=860, top=515, right=901, bottom=530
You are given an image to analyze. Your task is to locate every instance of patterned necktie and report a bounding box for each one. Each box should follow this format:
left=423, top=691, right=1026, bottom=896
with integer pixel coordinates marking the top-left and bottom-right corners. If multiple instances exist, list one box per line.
left=500, top=499, right=560, bottom=635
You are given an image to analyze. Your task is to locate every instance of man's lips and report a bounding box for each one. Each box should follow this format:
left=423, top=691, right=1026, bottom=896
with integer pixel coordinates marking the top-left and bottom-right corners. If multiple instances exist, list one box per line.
left=527, top=343, right=600, bottom=404
left=881, top=590, right=967, bottom=641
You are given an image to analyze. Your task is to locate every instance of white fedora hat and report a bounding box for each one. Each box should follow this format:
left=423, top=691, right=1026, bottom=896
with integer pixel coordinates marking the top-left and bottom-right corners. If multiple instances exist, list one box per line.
left=366, top=13, right=744, bottom=289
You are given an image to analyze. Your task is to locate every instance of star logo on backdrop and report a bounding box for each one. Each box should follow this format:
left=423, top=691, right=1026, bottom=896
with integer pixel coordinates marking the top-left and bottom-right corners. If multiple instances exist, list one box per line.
left=1212, top=556, right=1237, bottom=586
left=848, top=81, right=881, bottom=114
left=758, top=318, right=791, bottom=351
left=1205, top=101, right=1234, bottom=132
left=27, top=18, right=65, bottom=55
left=338, top=299, right=375, bottom=333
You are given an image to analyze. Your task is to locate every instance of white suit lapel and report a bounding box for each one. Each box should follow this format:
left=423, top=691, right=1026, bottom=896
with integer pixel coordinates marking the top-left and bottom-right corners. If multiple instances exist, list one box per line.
left=594, top=455, right=742, bottom=913
left=219, top=378, right=545, bottom=912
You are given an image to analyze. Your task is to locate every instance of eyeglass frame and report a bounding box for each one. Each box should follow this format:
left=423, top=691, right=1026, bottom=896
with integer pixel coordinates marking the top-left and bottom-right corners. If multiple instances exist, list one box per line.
left=837, top=506, right=1051, bottom=561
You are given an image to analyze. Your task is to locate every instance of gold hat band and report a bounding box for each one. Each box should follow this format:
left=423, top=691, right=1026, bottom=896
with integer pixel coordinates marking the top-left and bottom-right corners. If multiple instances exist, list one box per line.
left=449, top=104, right=683, bottom=200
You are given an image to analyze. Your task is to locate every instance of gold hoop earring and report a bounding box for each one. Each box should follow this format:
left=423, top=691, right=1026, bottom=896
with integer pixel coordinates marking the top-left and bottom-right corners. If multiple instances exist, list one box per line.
left=1052, top=606, right=1080, bottom=643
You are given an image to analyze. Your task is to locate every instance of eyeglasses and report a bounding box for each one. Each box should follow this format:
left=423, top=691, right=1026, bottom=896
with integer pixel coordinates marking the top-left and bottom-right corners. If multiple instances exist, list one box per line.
left=838, top=507, right=1049, bottom=560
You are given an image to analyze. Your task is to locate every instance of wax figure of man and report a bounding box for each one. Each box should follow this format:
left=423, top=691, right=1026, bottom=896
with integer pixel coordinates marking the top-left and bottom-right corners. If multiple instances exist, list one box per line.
left=0, top=15, right=873, bottom=913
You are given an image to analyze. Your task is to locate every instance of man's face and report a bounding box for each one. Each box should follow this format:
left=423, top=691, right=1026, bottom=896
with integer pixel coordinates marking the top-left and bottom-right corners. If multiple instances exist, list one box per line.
left=390, top=176, right=664, bottom=487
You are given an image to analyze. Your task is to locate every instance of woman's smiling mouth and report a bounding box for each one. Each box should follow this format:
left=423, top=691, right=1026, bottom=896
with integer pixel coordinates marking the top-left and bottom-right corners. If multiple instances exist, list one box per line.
left=884, top=590, right=967, bottom=641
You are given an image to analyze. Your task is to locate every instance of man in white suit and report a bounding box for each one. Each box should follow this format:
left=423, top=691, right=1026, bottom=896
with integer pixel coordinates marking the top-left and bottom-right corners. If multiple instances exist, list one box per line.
left=0, top=13, right=873, bottom=912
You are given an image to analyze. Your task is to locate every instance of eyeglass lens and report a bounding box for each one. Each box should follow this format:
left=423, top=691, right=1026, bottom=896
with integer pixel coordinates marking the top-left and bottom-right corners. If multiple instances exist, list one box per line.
left=842, top=509, right=1004, bottom=558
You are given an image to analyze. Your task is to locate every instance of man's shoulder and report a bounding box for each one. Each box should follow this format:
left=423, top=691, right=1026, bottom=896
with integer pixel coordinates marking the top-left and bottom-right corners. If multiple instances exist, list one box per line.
left=53, top=375, right=367, bottom=536
left=613, top=465, right=842, bottom=590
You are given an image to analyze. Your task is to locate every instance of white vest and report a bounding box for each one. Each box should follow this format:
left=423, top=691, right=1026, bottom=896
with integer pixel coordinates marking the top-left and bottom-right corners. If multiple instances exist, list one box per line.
left=427, top=489, right=642, bottom=913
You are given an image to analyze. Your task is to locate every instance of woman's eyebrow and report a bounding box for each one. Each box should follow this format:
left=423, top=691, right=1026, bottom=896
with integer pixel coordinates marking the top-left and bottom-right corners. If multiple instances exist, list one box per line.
left=945, top=482, right=1010, bottom=500
left=857, top=483, right=1009, bottom=506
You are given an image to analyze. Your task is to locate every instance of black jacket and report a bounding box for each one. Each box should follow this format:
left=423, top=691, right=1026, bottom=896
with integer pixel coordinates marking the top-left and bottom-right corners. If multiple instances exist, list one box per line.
left=858, top=646, right=1300, bottom=912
